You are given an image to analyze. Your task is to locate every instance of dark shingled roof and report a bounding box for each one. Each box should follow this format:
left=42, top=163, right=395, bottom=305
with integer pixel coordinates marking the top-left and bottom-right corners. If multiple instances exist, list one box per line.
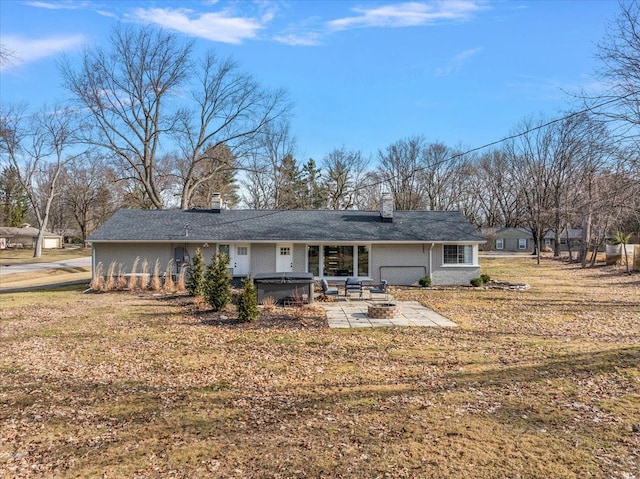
left=88, top=208, right=484, bottom=243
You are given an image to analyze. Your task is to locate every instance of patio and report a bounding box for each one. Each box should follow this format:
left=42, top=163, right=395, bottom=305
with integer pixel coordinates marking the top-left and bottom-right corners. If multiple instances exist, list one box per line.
left=321, top=300, right=458, bottom=329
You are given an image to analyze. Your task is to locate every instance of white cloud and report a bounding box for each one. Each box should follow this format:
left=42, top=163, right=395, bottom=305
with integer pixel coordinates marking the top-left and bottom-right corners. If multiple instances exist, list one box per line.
left=328, top=1, right=485, bottom=30
left=1, top=34, right=85, bottom=70
left=26, top=1, right=90, bottom=10
left=273, top=32, right=322, bottom=46
left=435, top=47, right=483, bottom=76
left=131, top=7, right=267, bottom=44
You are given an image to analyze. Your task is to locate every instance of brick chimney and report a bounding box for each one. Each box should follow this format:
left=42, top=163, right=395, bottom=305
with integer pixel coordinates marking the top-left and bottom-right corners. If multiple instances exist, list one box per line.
left=211, top=193, right=222, bottom=213
left=380, top=192, right=393, bottom=222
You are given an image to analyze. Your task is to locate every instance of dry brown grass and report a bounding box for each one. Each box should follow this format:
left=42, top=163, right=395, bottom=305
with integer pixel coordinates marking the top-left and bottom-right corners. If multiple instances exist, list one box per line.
left=0, top=257, right=638, bottom=478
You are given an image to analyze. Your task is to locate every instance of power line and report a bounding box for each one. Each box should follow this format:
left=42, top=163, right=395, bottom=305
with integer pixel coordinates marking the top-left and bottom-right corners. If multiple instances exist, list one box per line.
left=354, top=90, right=639, bottom=195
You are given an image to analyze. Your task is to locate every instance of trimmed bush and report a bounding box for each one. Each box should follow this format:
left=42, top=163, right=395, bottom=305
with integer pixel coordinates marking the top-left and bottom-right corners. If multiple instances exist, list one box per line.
left=205, top=253, right=231, bottom=311
left=237, top=277, right=259, bottom=322
left=418, top=276, right=432, bottom=287
left=187, top=248, right=205, bottom=297
left=470, top=277, right=484, bottom=287
left=480, top=273, right=491, bottom=284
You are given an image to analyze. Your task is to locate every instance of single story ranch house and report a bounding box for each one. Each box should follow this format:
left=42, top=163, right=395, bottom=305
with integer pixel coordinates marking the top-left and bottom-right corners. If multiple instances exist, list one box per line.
left=88, top=195, right=484, bottom=286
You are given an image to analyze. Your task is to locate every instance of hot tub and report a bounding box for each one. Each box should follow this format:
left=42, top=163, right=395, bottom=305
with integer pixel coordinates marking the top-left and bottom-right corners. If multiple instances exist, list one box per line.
left=253, top=272, right=315, bottom=305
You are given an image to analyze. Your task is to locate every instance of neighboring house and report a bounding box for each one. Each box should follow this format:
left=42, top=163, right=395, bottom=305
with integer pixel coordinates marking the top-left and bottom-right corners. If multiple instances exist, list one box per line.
left=480, top=228, right=533, bottom=252
left=88, top=195, right=484, bottom=286
left=543, top=228, right=583, bottom=252
left=0, top=224, right=63, bottom=249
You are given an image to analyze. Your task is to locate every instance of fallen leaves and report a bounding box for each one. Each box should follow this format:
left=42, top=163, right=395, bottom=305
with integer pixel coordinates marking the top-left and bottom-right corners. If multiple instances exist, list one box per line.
left=0, top=259, right=639, bottom=478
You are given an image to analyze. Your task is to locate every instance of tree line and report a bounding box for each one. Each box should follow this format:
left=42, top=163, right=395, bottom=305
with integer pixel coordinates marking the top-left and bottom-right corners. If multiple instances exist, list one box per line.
left=2, top=3, right=640, bottom=260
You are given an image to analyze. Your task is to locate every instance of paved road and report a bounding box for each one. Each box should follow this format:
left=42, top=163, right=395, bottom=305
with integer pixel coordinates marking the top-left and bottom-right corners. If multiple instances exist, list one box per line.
left=0, top=256, right=92, bottom=276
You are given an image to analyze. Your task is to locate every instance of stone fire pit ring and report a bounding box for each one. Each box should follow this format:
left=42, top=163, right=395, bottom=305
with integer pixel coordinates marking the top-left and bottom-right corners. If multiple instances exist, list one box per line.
left=368, top=302, right=401, bottom=319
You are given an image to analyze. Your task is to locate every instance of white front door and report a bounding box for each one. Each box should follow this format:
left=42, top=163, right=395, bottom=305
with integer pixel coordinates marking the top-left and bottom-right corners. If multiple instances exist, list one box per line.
left=232, top=244, right=250, bottom=276
left=276, top=243, right=293, bottom=272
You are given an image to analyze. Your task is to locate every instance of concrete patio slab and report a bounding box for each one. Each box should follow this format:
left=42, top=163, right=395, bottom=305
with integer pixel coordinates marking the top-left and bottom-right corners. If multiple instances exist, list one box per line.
left=321, top=300, right=457, bottom=329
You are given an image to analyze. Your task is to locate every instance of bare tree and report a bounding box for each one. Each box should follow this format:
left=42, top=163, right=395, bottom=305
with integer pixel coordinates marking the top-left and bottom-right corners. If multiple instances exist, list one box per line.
left=0, top=43, right=17, bottom=68
left=505, top=117, right=557, bottom=264
left=471, top=149, right=523, bottom=227
left=242, top=119, right=296, bottom=208
left=0, top=103, right=77, bottom=257
left=62, top=154, right=116, bottom=243
left=596, top=0, right=640, bottom=142
left=61, top=25, right=289, bottom=210
left=173, top=52, right=289, bottom=209
left=60, top=24, right=192, bottom=209
left=321, top=147, right=368, bottom=210
left=376, top=136, right=427, bottom=210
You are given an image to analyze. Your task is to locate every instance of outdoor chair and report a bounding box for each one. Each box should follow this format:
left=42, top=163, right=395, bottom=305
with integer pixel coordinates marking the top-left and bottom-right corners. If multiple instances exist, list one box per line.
left=369, top=279, right=388, bottom=300
left=320, top=278, right=339, bottom=297
left=345, top=277, right=363, bottom=299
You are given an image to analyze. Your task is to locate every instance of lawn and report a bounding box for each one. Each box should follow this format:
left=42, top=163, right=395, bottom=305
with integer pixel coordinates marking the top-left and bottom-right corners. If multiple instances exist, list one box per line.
left=0, top=247, right=92, bottom=290
left=0, top=257, right=638, bottom=478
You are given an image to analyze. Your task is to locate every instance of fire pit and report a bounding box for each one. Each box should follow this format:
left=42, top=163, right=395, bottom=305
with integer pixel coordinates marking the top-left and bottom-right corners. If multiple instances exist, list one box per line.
left=368, top=302, right=401, bottom=319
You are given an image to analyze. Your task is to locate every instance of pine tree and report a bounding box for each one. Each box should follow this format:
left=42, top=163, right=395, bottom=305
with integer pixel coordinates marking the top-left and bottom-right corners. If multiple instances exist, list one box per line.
left=0, top=166, right=29, bottom=227
left=206, top=253, right=231, bottom=311
left=237, top=277, right=259, bottom=322
left=186, top=248, right=205, bottom=297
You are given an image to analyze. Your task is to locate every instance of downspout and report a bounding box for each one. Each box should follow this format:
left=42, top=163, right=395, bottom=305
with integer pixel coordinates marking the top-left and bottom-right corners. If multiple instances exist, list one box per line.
left=91, top=244, right=96, bottom=283
left=429, top=243, right=434, bottom=280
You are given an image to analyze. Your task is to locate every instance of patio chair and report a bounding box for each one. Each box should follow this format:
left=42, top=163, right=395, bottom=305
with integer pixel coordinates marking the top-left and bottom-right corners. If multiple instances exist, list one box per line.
left=345, top=277, right=363, bottom=299
left=320, top=278, right=339, bottom=298
left=369, top=279, right=388, bottom=300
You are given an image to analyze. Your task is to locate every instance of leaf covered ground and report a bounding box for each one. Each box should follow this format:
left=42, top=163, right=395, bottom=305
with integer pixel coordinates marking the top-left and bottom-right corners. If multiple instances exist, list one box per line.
left=0, top=257, right=638, bottom=478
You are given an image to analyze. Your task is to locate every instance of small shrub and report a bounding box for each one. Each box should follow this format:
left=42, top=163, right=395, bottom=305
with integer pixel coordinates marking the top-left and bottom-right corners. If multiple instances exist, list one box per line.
left=116, top=263, right=127, bottom=290
left=480, top=273, right=491, bottom=284
left=176, top=264, right=187, bottom=292
left=163, top=260, right=175, bottom=292
left=261, top=296, right=278, bottom=312
left=237, top=277, right=260, bottom=322
left=187, top=248, right=205, bottom=297
left=105, top=261, right=117, bottom=291
left=470, top=277, right=483, bottom=287
left=205, top=253, right=231, bottom=311
left=139, top=260, right=149, bottom=291
left=90, top=262, right=105, bottom=291
left=418, top=276, right=432, bottom=287
left=128, top=257, right=140, bottom=290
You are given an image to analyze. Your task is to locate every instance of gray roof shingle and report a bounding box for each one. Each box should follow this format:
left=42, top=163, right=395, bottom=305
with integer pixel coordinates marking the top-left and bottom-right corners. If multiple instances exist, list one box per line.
left=88, top=209, right=484, bottom=243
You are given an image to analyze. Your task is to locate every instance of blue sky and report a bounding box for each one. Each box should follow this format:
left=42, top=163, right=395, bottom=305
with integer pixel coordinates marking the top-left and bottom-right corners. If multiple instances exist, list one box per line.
left=0, top=0, right=621, bottom=162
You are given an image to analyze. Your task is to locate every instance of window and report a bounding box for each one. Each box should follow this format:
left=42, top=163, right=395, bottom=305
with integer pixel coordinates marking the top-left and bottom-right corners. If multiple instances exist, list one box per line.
left=544, top=238, right=552, bottom=247
left=237, top=246, right=248, bottom=256
left=280, top=247, right=291, bottom=256
left=308, top=246, right=319, bottom=276
left=307, top=245, right=370, bottom=277
left=357, top=245, right=369, bottom=276
left=518, top=239, right=527, bottom=250
left=218, top=244, right=230, bottom=257
left=443, top=245, right=473, bottom=265
left=496, top=238, right=504, bottom=250
left=323, top=245, right=353, bottom=276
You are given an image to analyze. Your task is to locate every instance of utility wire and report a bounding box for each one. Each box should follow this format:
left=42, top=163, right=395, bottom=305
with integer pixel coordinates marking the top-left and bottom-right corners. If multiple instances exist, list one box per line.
left=354, top=90, right=639, bottom=195
left=196, top=90, right=638, bottom=228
